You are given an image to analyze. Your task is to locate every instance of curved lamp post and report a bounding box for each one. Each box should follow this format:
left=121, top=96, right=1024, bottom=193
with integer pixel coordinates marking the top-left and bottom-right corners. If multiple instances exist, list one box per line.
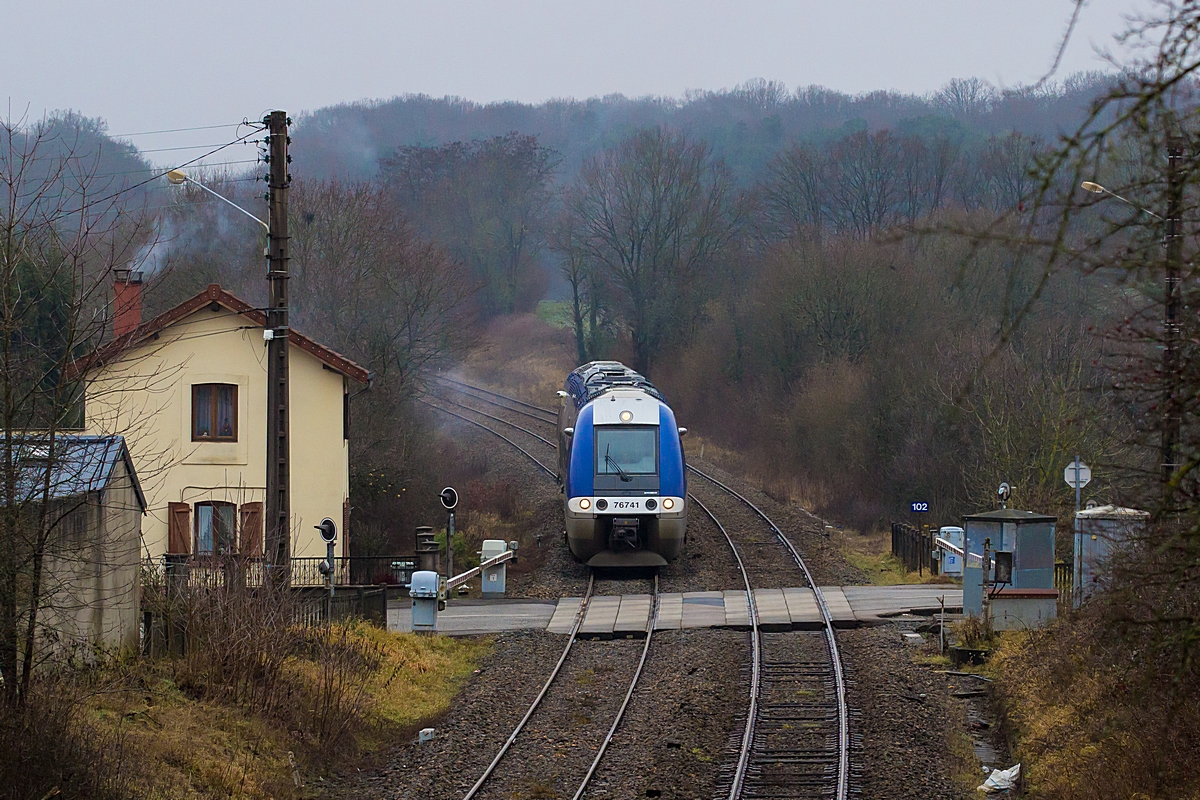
left=166, top=168, right=268, bottom=231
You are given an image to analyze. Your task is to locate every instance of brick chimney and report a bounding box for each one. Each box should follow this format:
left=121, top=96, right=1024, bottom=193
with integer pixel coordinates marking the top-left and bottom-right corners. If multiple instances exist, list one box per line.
left=113, top=269, right=143, bottom=337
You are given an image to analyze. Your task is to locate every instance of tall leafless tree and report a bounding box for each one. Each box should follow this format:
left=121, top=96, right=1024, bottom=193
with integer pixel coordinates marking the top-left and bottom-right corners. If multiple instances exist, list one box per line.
left=562, top=128, right=740, bottom=375
left=0, top=113, right=156, bottom=704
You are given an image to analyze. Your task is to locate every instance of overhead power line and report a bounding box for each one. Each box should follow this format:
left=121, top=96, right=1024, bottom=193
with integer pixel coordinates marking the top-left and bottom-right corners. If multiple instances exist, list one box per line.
left=49, top=125, right=266, bottom=223
left=85, top=159, right=259, bottom=179
left=138, top=142, right=260, bottom=154
left=110, top=122, right=253, bottom=137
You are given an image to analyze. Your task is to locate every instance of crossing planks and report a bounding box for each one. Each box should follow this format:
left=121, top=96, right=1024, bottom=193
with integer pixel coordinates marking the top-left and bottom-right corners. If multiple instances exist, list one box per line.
left=539, top=586, right=965, bottom=635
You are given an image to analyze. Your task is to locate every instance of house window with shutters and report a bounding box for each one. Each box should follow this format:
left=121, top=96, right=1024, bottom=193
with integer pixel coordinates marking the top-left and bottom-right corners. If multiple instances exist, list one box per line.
left=192, top=383, right=237, bottom=441
left=195, top=501, right=236, bottom=556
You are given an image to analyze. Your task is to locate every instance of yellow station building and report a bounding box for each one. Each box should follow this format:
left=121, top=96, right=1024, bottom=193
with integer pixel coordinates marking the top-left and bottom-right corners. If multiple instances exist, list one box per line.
left=72, top=277, right=370, bottom=562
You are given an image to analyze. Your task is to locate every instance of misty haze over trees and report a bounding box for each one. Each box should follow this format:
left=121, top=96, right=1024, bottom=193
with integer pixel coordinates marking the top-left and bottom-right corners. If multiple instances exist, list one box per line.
left=46, top=71, right=1124, bottom=542
left=293, top=73, right=1114, bottom=184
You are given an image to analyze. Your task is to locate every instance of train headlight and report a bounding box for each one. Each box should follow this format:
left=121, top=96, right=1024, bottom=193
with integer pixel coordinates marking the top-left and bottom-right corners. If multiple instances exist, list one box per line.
left=662, top=497, right=675, bottom=510
left=579, top=498, right=591, bottom=510
left=645, top=498, right=657, bottom=510
left=619, top=410, right=633, bottom=422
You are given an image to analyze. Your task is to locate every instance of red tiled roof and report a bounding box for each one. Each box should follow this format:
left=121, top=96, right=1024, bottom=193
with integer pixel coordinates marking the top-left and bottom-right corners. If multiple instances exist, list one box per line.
left=67, top=284, right=371, bottom=384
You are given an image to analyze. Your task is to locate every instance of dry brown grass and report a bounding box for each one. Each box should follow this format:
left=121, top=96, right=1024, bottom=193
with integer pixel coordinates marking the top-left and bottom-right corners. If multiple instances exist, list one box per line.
left=73, top=624, right=488, bottom=799
left=837, top=527, right=955, bottom=586
left=991, top=614, right=1200, bottom=800
left=4, top=583, right=490, bottom=800
left=458, top=313, right=577, bottom=405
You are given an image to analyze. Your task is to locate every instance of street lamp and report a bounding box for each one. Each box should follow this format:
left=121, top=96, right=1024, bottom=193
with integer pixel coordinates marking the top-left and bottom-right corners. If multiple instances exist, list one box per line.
left=1080, top=180, right=1165, bottom=220
left=166, top=126, right=293, bottom=587
left=166, top=168, right=268, bottom=231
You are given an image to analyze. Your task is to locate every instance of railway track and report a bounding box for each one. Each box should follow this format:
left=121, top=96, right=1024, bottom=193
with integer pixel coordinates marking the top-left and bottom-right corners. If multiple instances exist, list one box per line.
left=688, top=472, right=849, bottom=799
left=423, top=387, right=665, bottom=799
left=428, top=377, right=850, bottom=800
left=460, top=573, right=660, bottom=800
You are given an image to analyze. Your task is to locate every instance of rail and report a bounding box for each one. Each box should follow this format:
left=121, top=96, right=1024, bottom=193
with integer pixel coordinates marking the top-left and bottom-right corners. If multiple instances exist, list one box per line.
left=436, top=377, right=559, bottom=421
left=440, top=378, right=849, bottom=799
left=416, top=396, right=556, bottom=478
left=689, top=465, right=849, bottom=800
left=570, top=575, right=660, bottom=800
left=461, top=575, right=595, bottom=800
left=428, top=392, right=557, bottom=447
left=689, top=495, right=760, bottom=800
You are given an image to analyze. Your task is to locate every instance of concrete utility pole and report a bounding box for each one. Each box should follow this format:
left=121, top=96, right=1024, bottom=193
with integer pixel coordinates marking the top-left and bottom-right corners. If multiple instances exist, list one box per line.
left=1163, top=139, right=1183, bottom=489
left=265, top=110, right=292, bottom=586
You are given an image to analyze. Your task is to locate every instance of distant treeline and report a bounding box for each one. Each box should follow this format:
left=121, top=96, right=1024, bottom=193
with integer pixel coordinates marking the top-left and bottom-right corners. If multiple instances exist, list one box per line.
left=293, top=74, right=1115, bottom=184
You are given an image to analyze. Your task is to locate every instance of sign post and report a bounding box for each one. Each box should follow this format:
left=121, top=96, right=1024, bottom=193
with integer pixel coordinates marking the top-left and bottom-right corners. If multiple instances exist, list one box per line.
left=440, top=487, right=459, bottom=579
left=1064, top=457, right=1091, bottom=608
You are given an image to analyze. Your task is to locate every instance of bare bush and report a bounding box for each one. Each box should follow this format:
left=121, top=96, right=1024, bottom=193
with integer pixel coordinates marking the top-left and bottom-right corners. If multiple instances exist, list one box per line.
left=142, top=577, right=383, bottom=759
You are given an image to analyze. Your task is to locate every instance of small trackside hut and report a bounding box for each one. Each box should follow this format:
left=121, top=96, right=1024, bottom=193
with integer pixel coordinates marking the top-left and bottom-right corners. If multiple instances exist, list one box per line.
left=963, top=507, right=1058, bottom=631
left=556, top=362, right=688, bottom=567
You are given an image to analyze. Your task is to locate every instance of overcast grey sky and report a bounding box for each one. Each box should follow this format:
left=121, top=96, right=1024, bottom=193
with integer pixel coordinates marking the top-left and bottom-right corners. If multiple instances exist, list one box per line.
left=3, top=0, right=1151, bottom=161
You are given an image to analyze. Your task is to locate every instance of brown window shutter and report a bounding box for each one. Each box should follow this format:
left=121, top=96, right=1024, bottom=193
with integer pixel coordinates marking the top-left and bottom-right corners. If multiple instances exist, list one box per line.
left=168, top=503, right=191, bottom=554
left=342, top=497, right=351, bottom=557
left=239, top=502, right=263, bottom=556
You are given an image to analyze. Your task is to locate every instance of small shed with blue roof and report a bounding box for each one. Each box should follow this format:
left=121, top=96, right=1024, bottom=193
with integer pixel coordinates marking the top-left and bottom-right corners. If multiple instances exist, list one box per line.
left=9, top=435, right=146, bottom=653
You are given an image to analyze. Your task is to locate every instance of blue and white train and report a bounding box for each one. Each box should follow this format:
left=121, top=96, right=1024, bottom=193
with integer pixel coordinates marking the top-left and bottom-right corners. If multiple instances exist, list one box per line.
left=556, top=361, right=688, bottom=567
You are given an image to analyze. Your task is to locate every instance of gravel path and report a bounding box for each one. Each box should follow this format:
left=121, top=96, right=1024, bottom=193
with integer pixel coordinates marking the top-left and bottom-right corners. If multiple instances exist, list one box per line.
left=688, top=459, right=864, bottom=587
left=334, top=630, right=566, bottom=799
left=336, top=628, right=749, bottom=800
left=474, top=636, right=645, bottom=800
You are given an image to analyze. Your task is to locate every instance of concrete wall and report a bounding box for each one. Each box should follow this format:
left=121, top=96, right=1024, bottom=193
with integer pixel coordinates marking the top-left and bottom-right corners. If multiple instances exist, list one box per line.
left=43, top=459, right=141, bottom=653
left=84, top=304, right=350, bottom=560
left=990, top=595, right=1057, bottom=631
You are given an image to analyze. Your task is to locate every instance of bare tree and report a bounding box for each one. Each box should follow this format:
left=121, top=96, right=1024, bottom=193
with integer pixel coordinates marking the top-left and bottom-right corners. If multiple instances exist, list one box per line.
left=288, top=179, right=477, bottom=456
left=380, top=134, right=559, bottom=316
left=0, top=113, right=155, bottom=703
left=562, top=128, right=740, bottom=375
left=762, top=140, right=827, bottom=241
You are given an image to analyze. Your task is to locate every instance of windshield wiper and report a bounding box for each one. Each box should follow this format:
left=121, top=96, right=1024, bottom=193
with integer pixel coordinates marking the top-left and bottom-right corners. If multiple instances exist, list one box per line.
left=605, top=444, right=633, bottom=482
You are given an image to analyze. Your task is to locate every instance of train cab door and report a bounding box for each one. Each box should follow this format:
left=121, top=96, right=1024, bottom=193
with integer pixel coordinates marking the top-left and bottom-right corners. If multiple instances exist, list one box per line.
left=556, top=391, right=577, bottom=487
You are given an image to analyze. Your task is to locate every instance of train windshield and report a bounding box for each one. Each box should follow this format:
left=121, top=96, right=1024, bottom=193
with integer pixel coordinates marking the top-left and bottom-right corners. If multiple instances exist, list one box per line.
left=595, top=426, right=658, bottom=476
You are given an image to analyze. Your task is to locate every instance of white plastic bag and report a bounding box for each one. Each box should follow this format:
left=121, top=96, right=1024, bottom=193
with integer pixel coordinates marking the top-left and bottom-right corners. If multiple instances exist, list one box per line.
left=977, top=762, right=1021, bottom=793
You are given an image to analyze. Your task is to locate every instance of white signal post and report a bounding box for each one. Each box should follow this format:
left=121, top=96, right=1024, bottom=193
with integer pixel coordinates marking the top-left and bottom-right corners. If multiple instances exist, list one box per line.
left=1064, top=456, right=1091, bottom=607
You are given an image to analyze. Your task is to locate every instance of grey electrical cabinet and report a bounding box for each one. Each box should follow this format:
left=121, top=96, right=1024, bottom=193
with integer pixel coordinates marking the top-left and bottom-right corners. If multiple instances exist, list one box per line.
left=1073, top=505, right=1148, bottom=605
left=480, top=539, right=509, bottom=598
left=409, top=570, right=441, bottom=632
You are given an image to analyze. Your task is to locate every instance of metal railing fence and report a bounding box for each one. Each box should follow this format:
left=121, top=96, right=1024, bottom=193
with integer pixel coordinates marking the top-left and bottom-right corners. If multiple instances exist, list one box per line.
left=147, top=554, right=416, bottom=588
left=294, top=586, right=388, bottom=627
left=890, top=522, right=939, bottom=576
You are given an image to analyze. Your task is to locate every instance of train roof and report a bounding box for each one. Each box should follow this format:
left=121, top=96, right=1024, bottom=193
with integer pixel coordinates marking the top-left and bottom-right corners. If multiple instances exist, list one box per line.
left=565, top=361, right=665, bottom=408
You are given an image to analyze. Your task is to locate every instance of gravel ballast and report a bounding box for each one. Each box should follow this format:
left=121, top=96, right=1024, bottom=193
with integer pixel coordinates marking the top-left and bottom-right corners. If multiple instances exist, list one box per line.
left=838, top=627, right=968, bottom=799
